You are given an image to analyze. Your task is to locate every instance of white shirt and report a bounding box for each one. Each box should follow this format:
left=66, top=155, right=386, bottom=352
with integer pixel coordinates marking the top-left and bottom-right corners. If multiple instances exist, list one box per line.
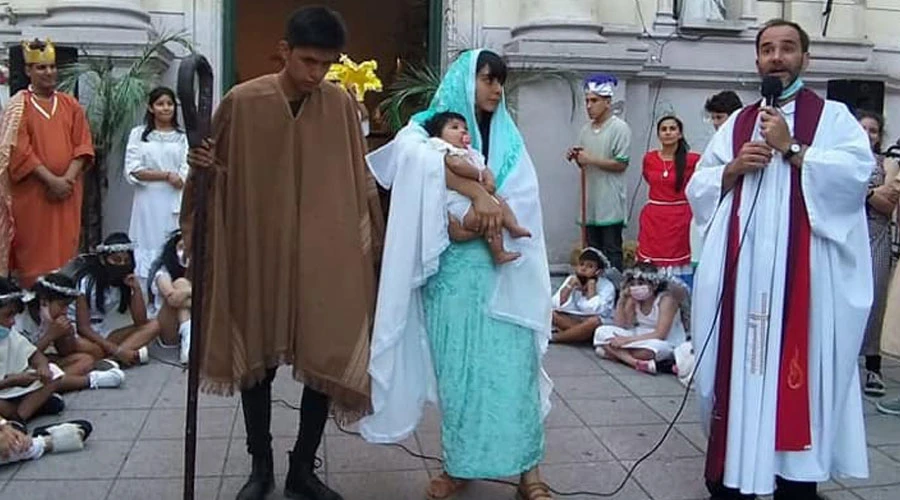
left=552, top=276, right=615, bottom=321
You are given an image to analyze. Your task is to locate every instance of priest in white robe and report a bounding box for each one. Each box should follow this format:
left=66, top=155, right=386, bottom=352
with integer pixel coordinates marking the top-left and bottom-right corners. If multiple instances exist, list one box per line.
left=687, top=19, right=873, bottom=500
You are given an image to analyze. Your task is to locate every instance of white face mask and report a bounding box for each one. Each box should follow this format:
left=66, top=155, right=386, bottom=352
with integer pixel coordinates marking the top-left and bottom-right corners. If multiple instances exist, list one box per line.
left=630, top=284, right=652, bottom=301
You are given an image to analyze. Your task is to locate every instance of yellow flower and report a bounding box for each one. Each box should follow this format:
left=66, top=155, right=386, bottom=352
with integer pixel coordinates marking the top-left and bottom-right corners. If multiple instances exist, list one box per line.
left=326, top=54, right=383, bottom=101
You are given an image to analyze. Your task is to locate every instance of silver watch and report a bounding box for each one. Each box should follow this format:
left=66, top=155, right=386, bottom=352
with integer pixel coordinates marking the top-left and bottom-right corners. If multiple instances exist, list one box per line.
left=784, top=142, right=802, bottom=160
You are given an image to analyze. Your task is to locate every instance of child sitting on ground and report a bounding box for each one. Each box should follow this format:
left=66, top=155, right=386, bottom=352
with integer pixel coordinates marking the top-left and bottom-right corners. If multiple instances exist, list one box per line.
left=147, top=230, right=191, bottom=364
left=0, top=418, right=92, bottom=466
left=551, top=247, right=616, bottom=343
left=0, top=278, right=66, bottom=426
left=593, top=263, right=688, bottom=375
left=15, top=273, right=126, bottom=390
left=424, top=111, right=531, bottom=264
left=71, top=233, right=161, bottom=367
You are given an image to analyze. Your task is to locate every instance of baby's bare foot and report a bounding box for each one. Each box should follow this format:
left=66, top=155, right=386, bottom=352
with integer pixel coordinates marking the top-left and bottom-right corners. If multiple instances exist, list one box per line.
left=494, top=251, right=522, bottom=265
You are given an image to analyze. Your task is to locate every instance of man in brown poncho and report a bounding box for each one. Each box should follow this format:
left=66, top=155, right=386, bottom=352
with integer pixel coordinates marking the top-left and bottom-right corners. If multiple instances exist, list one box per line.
left=181, top=7, right=383, bottom=500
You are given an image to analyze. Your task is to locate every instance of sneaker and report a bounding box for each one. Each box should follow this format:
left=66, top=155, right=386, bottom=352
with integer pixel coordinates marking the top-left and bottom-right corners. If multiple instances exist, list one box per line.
left=179, top=321, right=191, bottom=365
left=876, top=396, right=900, bottom=416
left=137, top=346, right=149, bottom=365
left=636, top=359, right=658, bottom=375
left=36, top=393, right=65, bottom=417
left=864, top=371, right=886, bottom=397
left=94, top=358, right=120, bottom=371
left=88, top=368, right=125, bottom=389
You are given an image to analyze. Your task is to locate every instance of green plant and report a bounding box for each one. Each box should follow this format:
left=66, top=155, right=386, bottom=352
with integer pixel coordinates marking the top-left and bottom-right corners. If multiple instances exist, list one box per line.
left=377, top=59, right=582, bottom=132
left=58, top=29, right=193, bottom=250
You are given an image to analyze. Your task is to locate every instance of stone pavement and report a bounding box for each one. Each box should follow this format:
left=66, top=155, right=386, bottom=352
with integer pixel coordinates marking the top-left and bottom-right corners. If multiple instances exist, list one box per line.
left=1, top=344, right=899, bottom=500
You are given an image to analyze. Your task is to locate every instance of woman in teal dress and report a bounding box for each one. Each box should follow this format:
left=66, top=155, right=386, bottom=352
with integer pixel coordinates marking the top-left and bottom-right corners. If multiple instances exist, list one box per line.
left=362, top=50, right=554, bottom=500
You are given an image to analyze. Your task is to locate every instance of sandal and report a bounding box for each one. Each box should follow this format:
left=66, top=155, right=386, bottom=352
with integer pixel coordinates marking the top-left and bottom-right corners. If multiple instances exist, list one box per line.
left=425, top=472, right=467, bottom=500
left=517, top=481, right=553, bottom=500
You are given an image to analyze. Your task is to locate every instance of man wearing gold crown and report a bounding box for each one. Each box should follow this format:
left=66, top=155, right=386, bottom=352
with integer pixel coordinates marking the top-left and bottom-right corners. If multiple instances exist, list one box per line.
left=0, top=39, right=93, bottom=288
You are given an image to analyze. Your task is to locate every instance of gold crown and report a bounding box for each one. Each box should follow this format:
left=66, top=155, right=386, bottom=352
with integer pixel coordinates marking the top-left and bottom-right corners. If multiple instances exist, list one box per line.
left=22, top=38, right=56, bottom=65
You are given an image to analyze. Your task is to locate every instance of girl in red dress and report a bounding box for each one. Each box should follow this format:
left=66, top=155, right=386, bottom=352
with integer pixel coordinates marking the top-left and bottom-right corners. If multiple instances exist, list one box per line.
left=637, top=116, right=700, bottom=288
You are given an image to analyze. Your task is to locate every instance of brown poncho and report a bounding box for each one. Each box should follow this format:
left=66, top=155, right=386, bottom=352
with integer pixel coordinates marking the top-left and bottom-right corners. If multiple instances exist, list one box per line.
left=181, top=74, right=384, bottom=419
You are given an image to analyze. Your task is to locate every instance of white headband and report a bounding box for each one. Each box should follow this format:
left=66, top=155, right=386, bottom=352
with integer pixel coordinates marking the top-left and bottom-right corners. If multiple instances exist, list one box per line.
left=36, top=276, right=81, bottom=297
left=585, top=81, right=615, bottom=97
left=580, top=247, right=611, bottom=269
left=95, top=242, right=135, bottom=253
left=0, top=291, right=24, bottom=302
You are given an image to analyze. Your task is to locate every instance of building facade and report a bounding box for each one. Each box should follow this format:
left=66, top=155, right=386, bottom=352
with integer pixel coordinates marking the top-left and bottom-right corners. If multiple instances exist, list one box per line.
left=3, top=0, right=899, bottom=267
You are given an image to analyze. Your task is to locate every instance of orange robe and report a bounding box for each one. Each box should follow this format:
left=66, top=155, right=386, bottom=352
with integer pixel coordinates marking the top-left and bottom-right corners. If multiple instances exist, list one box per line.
left=8, top=90, right=93, bottom=286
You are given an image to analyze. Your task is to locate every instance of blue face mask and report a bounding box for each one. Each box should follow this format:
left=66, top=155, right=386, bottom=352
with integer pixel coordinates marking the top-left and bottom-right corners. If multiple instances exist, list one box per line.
left=780, top=77, right=805, bottom=101
left=0, top=325, right=10, bottom=341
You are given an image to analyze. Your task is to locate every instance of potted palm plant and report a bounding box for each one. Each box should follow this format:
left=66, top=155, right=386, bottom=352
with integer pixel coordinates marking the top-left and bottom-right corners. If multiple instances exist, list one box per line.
left=58, top=30, right=193, bottom=250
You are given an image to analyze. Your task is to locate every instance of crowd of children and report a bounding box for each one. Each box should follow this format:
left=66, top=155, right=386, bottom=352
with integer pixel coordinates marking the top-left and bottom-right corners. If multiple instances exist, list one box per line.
left=0, top=231, right=192, bottom=465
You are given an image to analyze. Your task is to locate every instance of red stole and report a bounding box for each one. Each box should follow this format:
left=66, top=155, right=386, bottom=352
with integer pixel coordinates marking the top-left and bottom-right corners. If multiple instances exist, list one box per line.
left=704, top=88, right=824, bottom=485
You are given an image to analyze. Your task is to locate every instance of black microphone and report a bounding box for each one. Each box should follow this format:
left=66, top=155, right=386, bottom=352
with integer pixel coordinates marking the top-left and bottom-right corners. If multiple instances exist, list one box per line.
left=761, top=76, right=783, bottom=108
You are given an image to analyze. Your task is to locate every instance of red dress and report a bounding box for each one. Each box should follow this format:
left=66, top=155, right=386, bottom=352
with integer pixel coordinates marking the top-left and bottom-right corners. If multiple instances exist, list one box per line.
left=637, top=150, right=700, bottom=267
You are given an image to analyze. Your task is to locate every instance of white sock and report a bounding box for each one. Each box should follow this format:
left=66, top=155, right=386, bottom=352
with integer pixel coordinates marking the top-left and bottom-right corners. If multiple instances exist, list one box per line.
left=88, top=368, right=125, bottom=389
left=179, top=320, right=191, bottom=364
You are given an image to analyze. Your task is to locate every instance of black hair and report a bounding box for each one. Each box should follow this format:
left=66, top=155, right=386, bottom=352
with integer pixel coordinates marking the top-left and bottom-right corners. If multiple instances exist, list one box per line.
left=424, top=111, right=468, bottom=138
left=284, top=6, right=347, bottom=50
left=475, top=51, right=507, bottom=85
left=147, top=230, right=185, bottom=305
left=704, top=90, right=743, bottom=115
left=657, top=115, right=690, bottom=192
left=33, top=272, right=78, bottom=303
left=141, top=86, right=182, bottom=142
left=0, top=276, right=24, bottom=315
left=857, top=110, right=885, bottom=152
left=74, top=232, right=135, bottom=315
left=756, top=18, right=810, bottom=54
left=579, top=252, right=607, bottom=270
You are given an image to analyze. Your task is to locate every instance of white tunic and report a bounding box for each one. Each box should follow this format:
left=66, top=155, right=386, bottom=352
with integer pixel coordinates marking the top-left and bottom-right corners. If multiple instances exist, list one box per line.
left=686, top=98, right=873, bottom=493
left=124, top=126, right=189, bottom=278
left=552, top=276, right=615, bottom=322
left=68, top=277, right=134, bottom=338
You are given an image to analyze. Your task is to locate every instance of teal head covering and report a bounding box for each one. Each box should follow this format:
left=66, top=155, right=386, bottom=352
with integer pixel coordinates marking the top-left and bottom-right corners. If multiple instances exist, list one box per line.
left=412, top=49, right=524, bottom=189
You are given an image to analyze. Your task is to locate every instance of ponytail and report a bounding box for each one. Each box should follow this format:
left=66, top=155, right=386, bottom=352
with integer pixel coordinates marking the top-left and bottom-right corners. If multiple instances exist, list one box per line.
left=674, top=138, right=689, bottom=192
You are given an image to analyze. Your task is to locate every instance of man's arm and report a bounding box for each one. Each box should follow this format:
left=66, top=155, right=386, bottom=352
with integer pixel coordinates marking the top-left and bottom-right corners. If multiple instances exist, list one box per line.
left=582, top=155, right=628, bottom=172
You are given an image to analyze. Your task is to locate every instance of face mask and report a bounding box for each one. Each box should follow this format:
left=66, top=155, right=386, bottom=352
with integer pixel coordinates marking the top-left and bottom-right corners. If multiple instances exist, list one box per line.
left=0, top=325, right=9, bottom=341
left=106, top=264, right=133, bottom=284
left=630, top=285, right=652, bottom=301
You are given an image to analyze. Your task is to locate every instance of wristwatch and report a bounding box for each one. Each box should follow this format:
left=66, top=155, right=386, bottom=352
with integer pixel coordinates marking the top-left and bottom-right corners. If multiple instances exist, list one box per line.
left=783, top=141, right=803, bottom=161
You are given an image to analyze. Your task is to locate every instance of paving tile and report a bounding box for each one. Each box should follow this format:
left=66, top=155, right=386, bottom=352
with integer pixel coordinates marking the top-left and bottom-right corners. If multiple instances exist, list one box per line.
left=545, top=397, right=585, bottom=428
left=415, top=432, right=445, bottom=465
left=596, top=356, right=649, bottom=377
left=553, top=375, right=632, bottom=400
left=140, top=406, right=236, bottom=439
left=641, top=394, right=703, bottom=424
left=675, top=423, right=709, bottom=452
left=541, top=462, right=651, bottom=499
left=108, top=478, right=221, bottom=499
left=328, top=470, right=432, bottom=499
left=875, top=444, right=900, bottom=461
left=543, top=426, right=615, bottom=464
left=821, top=490, right=864, bottom=500
left=67, top=363, right=173, bottom=410
left=325, top=434, right=425, bottom=472
left=865, top=415, right=900, bottom=446
left=632, top=457, right=710, bottom=500
left=852, top=484, right=900, bottom=499
left=612, top=373, right=689, bottom=397
left=153, top=370, right=240, bottom=408
left=14, top=439, right=132, bottom=480
left=835, top=447, right=900, bottom=488
left=881, top=367, right=900, bottom=383
left=543, top=345, right=607, bottom=377
left=270, top=365, right=305, bottom=403
left=119, top=438, right=229, bottom=478
left=592, top=424, right=702, bottom=460
left=0, top=479, right=112, bottom=500
left=567, top=398, right=664, bottom=427
left=444, top=478, right=519, bottom=500
left=0, top=463, right=19, bottom=481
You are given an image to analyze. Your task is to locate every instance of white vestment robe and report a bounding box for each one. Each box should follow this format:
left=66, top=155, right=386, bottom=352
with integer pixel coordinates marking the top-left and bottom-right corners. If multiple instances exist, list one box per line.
left=686, top=97, right=873, bottom=494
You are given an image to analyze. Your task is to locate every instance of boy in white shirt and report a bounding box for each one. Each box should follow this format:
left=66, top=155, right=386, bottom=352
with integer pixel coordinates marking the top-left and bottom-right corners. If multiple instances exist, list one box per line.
left=551, top=247, right=616, bottom=343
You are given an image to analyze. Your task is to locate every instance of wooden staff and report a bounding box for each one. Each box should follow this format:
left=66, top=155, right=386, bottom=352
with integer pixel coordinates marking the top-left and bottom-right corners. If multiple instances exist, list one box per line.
left=176, top=53, right=213, bottom=500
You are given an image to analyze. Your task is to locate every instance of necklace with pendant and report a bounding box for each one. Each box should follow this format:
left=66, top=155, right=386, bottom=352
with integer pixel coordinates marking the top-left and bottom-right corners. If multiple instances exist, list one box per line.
left=661, top=157, right=672, bottom=178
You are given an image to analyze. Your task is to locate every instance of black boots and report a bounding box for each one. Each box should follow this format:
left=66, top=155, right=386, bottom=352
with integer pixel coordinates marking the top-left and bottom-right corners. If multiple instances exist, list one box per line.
left=237, top=369, right=276, bottom=500
left=284, top=452, right=342, bottom=500
left=236, top=450, right=275, bottom=500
